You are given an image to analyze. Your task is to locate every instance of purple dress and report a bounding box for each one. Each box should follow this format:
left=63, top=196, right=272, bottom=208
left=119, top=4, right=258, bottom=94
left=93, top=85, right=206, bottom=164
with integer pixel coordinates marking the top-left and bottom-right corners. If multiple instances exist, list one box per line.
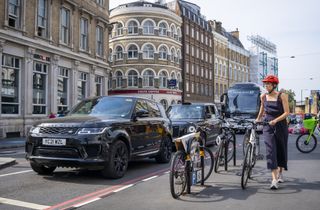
left=263, top=93, right=288, bottom=170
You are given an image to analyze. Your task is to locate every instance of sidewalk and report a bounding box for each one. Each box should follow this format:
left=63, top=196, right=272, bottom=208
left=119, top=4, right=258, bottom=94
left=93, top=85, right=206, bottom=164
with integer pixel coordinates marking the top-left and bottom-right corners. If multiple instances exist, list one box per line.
left=0, top=158, right=16, bottom=170
left=0, top=137, right=26, bottom=150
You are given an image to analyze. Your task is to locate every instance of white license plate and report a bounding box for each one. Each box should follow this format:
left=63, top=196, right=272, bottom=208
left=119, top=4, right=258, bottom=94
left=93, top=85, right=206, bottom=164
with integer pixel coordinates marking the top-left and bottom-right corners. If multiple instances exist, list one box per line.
left=42, top=138, right=66, bottom=146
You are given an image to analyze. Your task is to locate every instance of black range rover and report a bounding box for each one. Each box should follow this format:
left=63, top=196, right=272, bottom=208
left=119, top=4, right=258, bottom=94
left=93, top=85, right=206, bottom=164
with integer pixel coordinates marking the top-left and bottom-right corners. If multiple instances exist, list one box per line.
left=26, top=96, right=172, bottom=178
left=167, top=103, right=222, bottom=146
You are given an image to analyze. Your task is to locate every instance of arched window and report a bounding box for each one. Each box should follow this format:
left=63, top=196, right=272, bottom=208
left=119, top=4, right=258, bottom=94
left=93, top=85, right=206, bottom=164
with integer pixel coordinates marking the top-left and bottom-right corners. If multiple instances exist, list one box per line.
left=116, top=22, right=123, bottom=36
left=143, top=70, right=154, bottom=87
left=176, top=50, right=181, bottom=64
left=128, top=70, right=138, bottom=87
left=170, top=48, right=176, bottom=62
left=128, top=45, right=138, bottom=59
left=159, top=22, right=167, bottom=36
left=170, top=25, right=176, bottom=38
left=108, top=72, right=113, bottom=89
left=177, top=73, right=182, bottom=90
left=177, top=27, right=181, bottom=38
left=143, top=44, right=154, bottom=59
left=143, top=20, right=154, bottom=34
left=115, top=46, right=123, bottom=60
left=128, top=20, right=138, bottom=35
left=159, top=71, right=168, bottom=88
left=115, top=71, right=123, bottom=88
left=108, top=48, right=113, bottom=62
left=160, top=99, right=168, bottom=110
left=159, top=46, right=168, bottom=60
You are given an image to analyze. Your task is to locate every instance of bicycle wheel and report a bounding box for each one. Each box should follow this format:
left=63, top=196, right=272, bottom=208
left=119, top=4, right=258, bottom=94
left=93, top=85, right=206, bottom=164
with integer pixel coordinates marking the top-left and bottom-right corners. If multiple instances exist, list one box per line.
left=296, top=133, right=317, bottom=153
left=198, top=147, right=214, bottom=183
left=243, top=130, right=250, bottom=156
left=214, top=141, right=223, bottom=173
left=227, top=134, right=236, bottom=163
left=170, top=150, right=187, bottom=199
left=241, top=143, right=252, bottom=189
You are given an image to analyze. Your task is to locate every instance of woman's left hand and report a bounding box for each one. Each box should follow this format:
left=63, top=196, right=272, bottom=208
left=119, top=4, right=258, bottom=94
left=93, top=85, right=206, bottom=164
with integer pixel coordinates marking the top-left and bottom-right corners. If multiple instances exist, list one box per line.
left=269, top=120, right=277, bottom=126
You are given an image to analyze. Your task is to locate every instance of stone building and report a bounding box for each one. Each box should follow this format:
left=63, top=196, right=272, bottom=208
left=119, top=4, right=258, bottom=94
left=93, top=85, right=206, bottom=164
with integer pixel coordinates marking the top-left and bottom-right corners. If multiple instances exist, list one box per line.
left=0, top=0, right=111, bottom=138
left=108, top=1, right=183, bottom=109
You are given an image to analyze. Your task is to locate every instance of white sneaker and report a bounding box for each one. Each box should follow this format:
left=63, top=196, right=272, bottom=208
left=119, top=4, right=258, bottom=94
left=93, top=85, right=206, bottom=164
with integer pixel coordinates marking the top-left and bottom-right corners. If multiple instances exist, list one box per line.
left=278, top=173, right=284, bottom=183
left=270, top=179, right=279, bottom=190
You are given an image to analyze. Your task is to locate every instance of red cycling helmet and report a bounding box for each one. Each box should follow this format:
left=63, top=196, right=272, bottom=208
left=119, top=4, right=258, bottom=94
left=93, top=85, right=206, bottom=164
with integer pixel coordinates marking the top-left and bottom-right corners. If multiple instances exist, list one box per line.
left=262, top=75, right=279, bottom=84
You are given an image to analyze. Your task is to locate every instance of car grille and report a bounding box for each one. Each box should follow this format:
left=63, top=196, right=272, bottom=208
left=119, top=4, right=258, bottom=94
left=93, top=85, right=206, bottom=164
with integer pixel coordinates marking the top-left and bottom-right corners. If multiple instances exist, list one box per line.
left=39, top=127, right=78, bottom=135
left=33, top=147, right=80, bottom=159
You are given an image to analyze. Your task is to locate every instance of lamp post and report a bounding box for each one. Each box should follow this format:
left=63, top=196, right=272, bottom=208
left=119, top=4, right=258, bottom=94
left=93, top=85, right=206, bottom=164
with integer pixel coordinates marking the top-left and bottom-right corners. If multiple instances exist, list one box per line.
left=300, top=89, right=308, bottom=104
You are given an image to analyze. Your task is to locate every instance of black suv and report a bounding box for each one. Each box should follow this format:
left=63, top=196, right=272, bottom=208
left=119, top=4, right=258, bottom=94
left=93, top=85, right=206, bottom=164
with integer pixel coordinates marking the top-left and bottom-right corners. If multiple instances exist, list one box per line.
left=26, top=96, right=172, bottom=179
left=167, top=103, right=221, bottom=146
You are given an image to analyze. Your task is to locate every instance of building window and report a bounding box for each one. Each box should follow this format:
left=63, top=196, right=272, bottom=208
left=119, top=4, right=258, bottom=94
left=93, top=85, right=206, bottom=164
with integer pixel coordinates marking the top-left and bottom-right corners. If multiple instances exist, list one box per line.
left=185, top=24, right=189, bottom=35
left=33, top=62, right=48, bottom=114
left=191, top=46, right=194, bottom=56
left=60, top=7, right=70, bottom=44
left=186, top=62, right=189, bottom=73
left=143, top=70, right=154, bottom=87
left=159, top=71, right=168, bottom=88
left=196, top=83, right=199, bottom=94
left=108, top=72, right=112, bottom=89
left=116, top=22, right=123, bottom=36
left=196, top=31, right=199, bottom=40
left=128, top=45, right=138, bottom=59
left=196, top=48, right=199, bottom=58
left=201, top=84, right=204, bottom=95
left=209, top=70, right=212, bottom=80
left=128, top=70, right=138, bottom=87
left=57, top=67, right=69, bottom=113
left=191, top=64, right=194, bottom=75
left=108, top=48, right=113, bottom=62
left=196, top=65, right=199, bottom=76
left=191, top=82, right=194, bottom=93
left=115, top=46, right=123, bottom=60
left=1, top=54, right=20, bottom=114
left=170, top=25, right=176, bottom=38
left=115, top=71, right=123, bottom=88
left=201, top=68, right=204, bottom=77
left=96, top=0, right=104, bottom=6
left=77, top=72, right=87, bottom=102
left=96, top=26, right=103, bottom=57
left=143, top=20, right=154, bottom=34
left=201, top=34, right=204, bottom=43
left=80, top=18, right=88, bottom=51
left=215, top=63, right=218, bottom=75
left=95, top=76, right=102, bottom=96
left=159, top=22, right=167, bottom=36
left=191, top=27, right=194, bottom=38
left=170, top=48, right=176, bottom=62
left=159, top=46, right=168, bottom=60
left=8, top=0, right=21, bottom=28
left=186, top=81, right=189, bottom=92
left=215, top=83, right=219, bottom=97
left=186, top=44, right=189, bottom=54
left=128, top=20, right=138, bottom=35
left=143, top=44, right=154, bottom=59
left=37, top=0, right=48, bottom=37
left=176, top=50, right=181, bottom=64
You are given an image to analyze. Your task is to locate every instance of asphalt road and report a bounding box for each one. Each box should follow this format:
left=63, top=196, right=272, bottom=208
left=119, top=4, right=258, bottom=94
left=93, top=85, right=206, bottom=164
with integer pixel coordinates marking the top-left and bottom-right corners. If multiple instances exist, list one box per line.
left=0, top=134, right=319, bottom=210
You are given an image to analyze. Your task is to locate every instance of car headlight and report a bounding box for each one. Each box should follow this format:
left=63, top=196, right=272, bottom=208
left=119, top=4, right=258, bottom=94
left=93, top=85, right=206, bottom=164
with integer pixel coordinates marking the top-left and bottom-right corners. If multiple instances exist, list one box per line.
left=187, top=125, right=196, bottom=133
left=29, top=127, right=41, bottom=134
left=77, top=127, right=109, bottom=135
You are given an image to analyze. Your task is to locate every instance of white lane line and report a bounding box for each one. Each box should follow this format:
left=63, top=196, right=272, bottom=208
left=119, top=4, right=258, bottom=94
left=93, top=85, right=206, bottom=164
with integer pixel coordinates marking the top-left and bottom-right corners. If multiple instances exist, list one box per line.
left=73, top=197, right=102, bottom=208
left=113, top=184, right=134, bottom=193
left=142, top=175, right=158, bottom=182
left=0, top=170, right=33, bottom=178
left=0, top=197, right=49, bottom=210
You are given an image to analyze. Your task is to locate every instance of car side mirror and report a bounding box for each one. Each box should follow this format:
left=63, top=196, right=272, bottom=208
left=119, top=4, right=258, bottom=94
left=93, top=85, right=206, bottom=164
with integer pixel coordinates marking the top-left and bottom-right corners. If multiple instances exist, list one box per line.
left=135, top=109, right=149, bottom=118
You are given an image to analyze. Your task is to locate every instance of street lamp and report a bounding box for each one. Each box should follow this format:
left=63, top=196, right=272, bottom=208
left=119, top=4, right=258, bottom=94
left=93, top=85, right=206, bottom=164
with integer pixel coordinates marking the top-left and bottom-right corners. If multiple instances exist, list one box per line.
left=300, top=89, right=308, bottom=104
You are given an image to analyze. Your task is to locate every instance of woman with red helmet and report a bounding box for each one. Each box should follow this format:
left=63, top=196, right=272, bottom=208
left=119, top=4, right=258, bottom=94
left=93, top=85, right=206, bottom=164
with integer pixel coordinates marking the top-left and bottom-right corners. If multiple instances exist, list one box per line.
left=256, top=75, right=289, bottom=189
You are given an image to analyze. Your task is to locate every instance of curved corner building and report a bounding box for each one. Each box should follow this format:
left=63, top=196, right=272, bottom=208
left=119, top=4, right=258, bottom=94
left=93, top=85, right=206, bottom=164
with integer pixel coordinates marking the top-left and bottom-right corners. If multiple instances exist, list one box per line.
left=108, top=1, right=183, bottom=109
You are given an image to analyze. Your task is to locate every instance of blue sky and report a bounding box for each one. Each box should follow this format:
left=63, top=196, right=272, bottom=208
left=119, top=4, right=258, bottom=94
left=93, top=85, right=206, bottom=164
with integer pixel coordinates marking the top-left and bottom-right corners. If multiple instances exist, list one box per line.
left=110, top=0, right=320, bottom=101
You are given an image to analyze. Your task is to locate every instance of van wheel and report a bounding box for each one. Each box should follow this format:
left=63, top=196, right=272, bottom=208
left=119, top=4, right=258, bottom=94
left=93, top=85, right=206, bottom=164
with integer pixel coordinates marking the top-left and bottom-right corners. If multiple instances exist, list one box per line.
left=30, top=162, right=56, bottom=175
left=101, top=141, right=129, bottom=179
left=155, top=136, right=172, bottom=163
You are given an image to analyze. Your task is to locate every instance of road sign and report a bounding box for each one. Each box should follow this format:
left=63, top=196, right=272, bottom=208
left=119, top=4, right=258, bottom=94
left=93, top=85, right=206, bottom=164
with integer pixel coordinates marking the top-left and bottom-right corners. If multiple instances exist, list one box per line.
left=168, top=79, right=177, bottom=87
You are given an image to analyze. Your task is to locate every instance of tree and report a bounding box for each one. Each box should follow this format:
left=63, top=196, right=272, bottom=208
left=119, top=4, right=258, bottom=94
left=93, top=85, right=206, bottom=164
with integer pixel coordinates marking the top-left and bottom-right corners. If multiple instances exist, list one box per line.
left=280, top=88, right=296, bottom=113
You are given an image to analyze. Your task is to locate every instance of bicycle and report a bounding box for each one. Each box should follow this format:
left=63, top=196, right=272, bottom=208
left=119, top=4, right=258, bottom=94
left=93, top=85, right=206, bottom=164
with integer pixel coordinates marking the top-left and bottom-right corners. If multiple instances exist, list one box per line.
left=214, top=118, right=236, bottom=173
left=239, top=119, right=266, bottom=189
left=170, top=127, right=214, bottom=199
left=296, top=115, right=320, bottom=153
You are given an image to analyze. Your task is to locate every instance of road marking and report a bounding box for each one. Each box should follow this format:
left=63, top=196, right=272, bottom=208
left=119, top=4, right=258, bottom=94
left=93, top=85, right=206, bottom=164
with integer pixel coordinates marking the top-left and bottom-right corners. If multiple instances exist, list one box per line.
left=0, top=170, right=33, bottom=178
left=113, top=184, right=134, bottom=193
left=0, top=197, right=49, bottom=210
left=47, top=167, right=169, bottom=210
left=142, top=175, right=159, bottom=182
left=72, top=197, right=101, bottom=208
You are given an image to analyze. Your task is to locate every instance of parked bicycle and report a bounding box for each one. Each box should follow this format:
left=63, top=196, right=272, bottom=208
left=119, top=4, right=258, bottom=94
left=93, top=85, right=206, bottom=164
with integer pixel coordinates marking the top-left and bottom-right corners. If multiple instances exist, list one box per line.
left=214, top=118, right=236, bottom=173
left=240, top=119, right=266, bottom=189
left=296, top=115, right=320, bottom=153
left=170, top=127, right=214, bottom=199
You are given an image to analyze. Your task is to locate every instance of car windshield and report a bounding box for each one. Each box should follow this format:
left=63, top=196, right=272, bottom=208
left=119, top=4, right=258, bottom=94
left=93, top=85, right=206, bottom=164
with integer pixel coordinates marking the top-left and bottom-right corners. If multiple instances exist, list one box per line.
left=167, top=105, right=204, bottom=119
left=227, top=89, right=260, bottom=114
left=69, top=97, right=134, bottom=118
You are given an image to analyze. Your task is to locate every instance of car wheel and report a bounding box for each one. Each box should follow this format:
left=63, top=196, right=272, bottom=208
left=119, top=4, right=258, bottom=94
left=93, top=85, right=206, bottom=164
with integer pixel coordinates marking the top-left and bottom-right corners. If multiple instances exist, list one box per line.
left=101, top=140, right=129, bottom=179
left=155, top=136, right=172, bottom=163
left=30, top=162, right=56, bottom=175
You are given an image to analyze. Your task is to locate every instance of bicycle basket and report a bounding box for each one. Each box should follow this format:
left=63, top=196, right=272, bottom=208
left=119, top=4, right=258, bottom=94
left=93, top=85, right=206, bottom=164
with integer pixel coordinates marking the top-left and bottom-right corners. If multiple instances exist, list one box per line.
left=303, top=118, right=317, bottom=130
